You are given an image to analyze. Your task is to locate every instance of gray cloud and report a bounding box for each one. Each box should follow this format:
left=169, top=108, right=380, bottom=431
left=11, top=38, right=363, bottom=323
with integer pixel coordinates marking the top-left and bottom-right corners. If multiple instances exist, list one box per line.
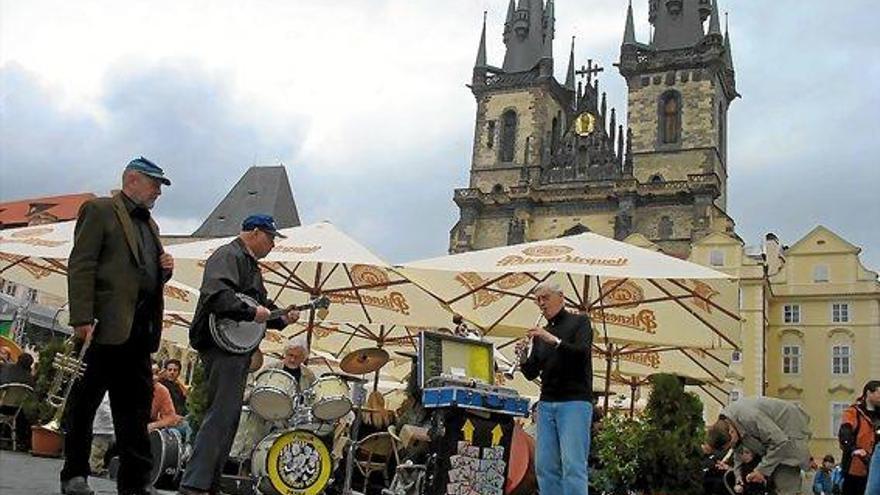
left=1, top=1, right=878, bottom=271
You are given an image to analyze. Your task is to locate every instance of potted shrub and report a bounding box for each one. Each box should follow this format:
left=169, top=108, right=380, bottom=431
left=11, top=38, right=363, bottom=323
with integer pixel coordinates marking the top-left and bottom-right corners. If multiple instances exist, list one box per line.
left=592, top=411, right=648, bottom=494
left=185, top=358, right=207, bottom=436
left=24, top=338, right=68, bottom=457
left=635, top=374, right=706, bottom=495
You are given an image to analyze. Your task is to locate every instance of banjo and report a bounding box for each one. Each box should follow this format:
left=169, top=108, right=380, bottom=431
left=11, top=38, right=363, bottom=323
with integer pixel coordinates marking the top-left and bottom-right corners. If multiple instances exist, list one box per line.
left=209, top=294, right=331, bottom=354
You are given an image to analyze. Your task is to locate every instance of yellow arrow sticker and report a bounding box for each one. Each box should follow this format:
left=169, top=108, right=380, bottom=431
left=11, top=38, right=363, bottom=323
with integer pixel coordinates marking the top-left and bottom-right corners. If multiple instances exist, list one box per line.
left=462, top=419, right=475, bottom=443
left=491, top=424, right=504, bottom=446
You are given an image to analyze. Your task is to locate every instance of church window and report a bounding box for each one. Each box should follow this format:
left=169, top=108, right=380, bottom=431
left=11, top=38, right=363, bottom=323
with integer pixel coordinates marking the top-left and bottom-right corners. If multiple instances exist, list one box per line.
left=718, top=103, right=726, bottom=160
left=658, top=91, right=682, bottom=144
left=658, top=216, right=673, bottom=239
left=487, top=120, right=496, bottom=149
left=492, top=184, right=504, bottom=194
left=500, top=110, right=517, bottom=162
left=551, top=116, right=560, bottom=154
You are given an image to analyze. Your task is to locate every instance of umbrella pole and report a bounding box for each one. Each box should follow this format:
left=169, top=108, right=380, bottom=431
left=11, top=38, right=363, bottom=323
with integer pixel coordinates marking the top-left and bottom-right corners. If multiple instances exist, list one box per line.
left=373, top=369, right=380, bottom=393
left=604, top=342, right=613, bottom=413
left=629, top=382, right=637, bottom=417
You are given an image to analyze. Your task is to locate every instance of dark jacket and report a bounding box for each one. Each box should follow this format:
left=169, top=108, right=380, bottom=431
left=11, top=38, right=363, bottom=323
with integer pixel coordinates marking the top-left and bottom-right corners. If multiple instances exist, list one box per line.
left=188, top=238, right=285, bottom=351
left=520, top=308, right=592, bottom=402
left=67, top=193, right=168, bottom=351
left=0, top=363, right=34, bottom=387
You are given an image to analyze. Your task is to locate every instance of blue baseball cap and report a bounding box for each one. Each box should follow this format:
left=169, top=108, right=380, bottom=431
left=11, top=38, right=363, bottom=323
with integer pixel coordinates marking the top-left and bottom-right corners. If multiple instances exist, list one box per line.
left=242, top=214, right=286, bottom=238
left=125, top=157, right=171, bottom=186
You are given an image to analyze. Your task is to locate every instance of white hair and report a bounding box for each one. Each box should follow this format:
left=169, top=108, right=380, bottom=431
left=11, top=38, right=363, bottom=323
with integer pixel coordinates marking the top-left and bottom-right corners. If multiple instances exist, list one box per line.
left=533, top=280, right=563, bottom=295
left=284, top=336, right=309, bottom=354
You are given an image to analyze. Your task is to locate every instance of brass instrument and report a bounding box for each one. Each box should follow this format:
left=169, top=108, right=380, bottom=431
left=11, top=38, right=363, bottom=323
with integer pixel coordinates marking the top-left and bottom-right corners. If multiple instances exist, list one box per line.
left=504, top=314, right=544, bottom=379
left=43, top=336, right=90, bottom=431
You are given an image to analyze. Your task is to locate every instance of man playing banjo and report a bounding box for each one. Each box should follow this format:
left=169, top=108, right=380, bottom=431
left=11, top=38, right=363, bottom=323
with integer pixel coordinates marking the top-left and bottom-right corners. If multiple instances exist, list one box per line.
left=179, top=214, right=300, bottom=495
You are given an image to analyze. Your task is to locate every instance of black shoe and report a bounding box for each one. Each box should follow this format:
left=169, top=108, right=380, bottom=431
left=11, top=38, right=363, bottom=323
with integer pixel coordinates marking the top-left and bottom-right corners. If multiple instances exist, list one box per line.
left=119, top=487, right=158, bottom=495
left=60, top=477, right=95, bottom=495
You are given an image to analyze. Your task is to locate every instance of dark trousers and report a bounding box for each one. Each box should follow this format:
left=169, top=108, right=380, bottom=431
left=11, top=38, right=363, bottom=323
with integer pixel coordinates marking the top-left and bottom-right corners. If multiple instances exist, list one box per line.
left=842, top=474, right=867, bottom=495
left=180, top=347, right=250, bottom=491
left=60, top=340, right=153, bottom=492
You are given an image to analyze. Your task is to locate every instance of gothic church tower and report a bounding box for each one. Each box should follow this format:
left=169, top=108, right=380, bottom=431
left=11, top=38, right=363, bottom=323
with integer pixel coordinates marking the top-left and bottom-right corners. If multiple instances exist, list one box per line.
left=450, top=0, right=737, bottom=258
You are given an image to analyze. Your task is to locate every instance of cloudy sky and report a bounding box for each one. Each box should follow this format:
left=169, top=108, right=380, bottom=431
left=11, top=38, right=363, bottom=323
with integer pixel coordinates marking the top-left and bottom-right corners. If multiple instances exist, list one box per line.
left=1, top=0, right=877, bottom=268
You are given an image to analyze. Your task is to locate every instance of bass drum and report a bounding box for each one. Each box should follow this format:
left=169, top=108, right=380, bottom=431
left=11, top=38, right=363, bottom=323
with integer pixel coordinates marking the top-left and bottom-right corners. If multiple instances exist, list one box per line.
left=250, top=369, right=298, bottom=421
left=505, top=424, right=536, bottom=495
left=229, top=406, right=270, bottom=461
left=252, top=429, right=334, bottom=495
left=149, top=428, right=183, bottom=489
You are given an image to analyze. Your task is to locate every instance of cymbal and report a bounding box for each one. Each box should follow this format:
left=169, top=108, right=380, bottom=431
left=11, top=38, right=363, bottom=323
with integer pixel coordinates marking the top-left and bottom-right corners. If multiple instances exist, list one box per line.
left=340, top=347, right=390, bottom=375
left=322, top=371, right=368, bottom=383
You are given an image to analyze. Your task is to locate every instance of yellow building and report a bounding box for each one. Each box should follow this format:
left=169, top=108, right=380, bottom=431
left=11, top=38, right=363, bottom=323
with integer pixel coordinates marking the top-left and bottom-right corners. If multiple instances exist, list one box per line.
left=693, top=227, right=880, bottom=455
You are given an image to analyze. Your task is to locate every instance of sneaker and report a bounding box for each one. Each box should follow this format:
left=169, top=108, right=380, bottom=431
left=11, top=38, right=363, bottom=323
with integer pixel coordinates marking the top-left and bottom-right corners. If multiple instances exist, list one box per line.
left=60, top=477, right=95, bottom=495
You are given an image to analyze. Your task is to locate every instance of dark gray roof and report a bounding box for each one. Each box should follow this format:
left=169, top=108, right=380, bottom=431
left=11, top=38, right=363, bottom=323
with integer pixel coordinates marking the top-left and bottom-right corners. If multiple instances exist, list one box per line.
left=650, top=0, right=706, bottom=51
left=501, top=0, right=553, bottom=73
left=193, top=166, right=300, bottom=237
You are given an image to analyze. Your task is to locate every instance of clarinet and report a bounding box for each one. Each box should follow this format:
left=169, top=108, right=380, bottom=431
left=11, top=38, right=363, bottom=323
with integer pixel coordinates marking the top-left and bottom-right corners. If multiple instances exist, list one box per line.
left=504, top=313, right=544, bottom=379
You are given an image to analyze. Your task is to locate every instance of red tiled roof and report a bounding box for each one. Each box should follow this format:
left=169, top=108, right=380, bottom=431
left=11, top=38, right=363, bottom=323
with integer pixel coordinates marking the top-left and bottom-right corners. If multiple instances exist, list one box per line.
left=0, top=193, right=97, bottom=227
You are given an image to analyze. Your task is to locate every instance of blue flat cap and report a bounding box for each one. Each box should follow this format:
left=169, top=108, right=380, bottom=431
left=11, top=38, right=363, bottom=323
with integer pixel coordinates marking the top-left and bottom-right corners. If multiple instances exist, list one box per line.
left=242, top=214, right=286, bottom=238
left=126, top=157, right=171, bottom=185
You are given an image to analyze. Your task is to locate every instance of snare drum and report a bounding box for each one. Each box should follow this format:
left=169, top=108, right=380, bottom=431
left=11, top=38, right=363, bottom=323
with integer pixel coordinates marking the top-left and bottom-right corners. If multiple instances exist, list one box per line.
left=289, top=406, right=335, bottom=437
left=229, top=406, right=270, bottom=461
left=250, top=369, right=298, bottom=421
left=307, top=376, right=352, bottom=421
left=251, top=429, right=333, bottom=495
left=148, top=428, right=183, bottom=489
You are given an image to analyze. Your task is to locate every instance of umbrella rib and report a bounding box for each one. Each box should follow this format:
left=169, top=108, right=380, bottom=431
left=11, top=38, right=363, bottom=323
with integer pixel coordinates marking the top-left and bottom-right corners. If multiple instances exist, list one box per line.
left=666, top=278, right=742, bottom=321
left=647, top=279, right=739, bottom=349
left=698, top=384, right=725, bottom=406
left=319, top=263, right=341, bottom=288
left=483, top=272, right=554, bottom=336
left=678, top=348, right=722, bottom=382
left=320, top=279, right=410, bottom=293
left=565, top=273, right=583, bottom=308
left=447, top=272, right=519, bottom=306
left=342, top=263, right=373, bottom=324
left=586, top=277, right=630, bottom=310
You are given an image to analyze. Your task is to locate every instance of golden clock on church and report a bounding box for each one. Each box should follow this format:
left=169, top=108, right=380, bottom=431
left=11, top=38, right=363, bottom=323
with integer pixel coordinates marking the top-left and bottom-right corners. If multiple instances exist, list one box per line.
left=574, top=112, right=596, bottom=136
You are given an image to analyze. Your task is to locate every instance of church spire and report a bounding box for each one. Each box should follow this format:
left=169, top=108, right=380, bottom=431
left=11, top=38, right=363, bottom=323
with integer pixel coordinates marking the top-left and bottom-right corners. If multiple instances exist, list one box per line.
left=475, top=11, right=488, bottom=68
left=623, top=0, right=636, bottom=45
left=707, top=0, right=722, bottom=37
left=564, top=36, right=576, bottom=91
left=723, top=12, right=735, bottom=70
left=650, top=0, right=706, bottom=50
left=502, top=0, right=554, bottom=73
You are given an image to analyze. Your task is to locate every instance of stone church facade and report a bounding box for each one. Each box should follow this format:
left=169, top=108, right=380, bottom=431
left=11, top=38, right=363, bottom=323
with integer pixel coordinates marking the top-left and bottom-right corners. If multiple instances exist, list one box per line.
left=450, top=0, right=738, bottom=258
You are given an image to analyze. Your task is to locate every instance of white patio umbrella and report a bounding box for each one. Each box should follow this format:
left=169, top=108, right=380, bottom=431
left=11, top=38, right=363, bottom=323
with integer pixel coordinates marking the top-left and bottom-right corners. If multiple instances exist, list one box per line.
left=0, top=221, right=199, bottom=314
left=398, top=232, right=740, bottom=349
left=165, top=221, right=457, bottom=346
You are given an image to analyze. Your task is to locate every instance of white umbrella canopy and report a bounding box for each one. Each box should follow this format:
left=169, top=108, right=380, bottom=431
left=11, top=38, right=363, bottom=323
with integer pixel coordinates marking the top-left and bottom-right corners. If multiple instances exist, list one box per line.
left=398, top=233, right=740, bottom=349
left=0, top=221, right=198, bottom=314
left=165, top=222, right=457, bottom=343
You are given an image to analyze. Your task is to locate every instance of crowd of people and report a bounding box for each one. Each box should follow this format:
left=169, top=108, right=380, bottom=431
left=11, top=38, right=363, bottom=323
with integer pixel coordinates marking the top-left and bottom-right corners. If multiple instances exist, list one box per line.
left=0, top=156, right=877, bottom=495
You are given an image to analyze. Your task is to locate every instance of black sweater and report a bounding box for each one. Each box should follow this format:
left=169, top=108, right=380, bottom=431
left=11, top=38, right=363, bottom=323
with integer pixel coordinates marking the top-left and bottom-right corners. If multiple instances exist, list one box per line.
left=520, top=309, right=593, bottom=402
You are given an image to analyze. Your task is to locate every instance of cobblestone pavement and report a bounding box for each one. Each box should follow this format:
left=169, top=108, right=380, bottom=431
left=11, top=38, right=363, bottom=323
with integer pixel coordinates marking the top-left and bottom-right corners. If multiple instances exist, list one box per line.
left=0, top=451, right=176, bottom=495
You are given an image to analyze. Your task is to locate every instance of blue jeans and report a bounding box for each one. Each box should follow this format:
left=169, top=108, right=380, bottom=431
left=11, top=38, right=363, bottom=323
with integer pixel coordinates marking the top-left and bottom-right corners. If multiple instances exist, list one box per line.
left=866, top=447, right=880, bottom=495
left=536, top=400, right=593, bottom=495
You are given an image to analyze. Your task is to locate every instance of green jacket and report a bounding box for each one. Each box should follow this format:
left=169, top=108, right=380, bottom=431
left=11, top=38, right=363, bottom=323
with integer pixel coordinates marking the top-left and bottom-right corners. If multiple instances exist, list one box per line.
left=722, top=397, right=812, bottom=477
left=67, top=193, right=168, bottom=351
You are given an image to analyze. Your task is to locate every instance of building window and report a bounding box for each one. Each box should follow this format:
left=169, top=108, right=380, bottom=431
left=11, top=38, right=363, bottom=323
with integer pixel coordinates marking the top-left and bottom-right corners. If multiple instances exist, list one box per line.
left=3, top=282, right=16, bottom=297
left=500, top=110, right=517, bottom=162
left=486, top=120, right=495, bottom=149
left=831, top=303, right=850, bottom=323
left=709, top=250, right=724, bottom=267
left=783, top=304, right=801, bottom=324
left=551, top=116, right=560, bottom=154
left=731, top=350, right=742, bottom=363
left=831, top=402, right=849, bottom=437
left=782, top=345, right=801, bottom=374
left=832, top=345, right=851, bottom=375
left=658, top=91, right=682, bottom=144
left=658, top=216, right=673, bottom=240
left=813, top=265, right=829, bottom=282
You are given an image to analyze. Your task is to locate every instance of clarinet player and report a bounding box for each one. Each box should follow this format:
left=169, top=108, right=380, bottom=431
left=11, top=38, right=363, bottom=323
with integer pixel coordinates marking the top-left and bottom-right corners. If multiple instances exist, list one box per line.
left=518, top=281, right=594, bottom=495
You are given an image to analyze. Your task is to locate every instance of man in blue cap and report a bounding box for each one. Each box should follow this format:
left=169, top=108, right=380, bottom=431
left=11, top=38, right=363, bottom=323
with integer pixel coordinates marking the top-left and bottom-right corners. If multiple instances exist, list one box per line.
left=62, top=157, right=173, bottom=495
left=180, top=214, right=299, bottom=495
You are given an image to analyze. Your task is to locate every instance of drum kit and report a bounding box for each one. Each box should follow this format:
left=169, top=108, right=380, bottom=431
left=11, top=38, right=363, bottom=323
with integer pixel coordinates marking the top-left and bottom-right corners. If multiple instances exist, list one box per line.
left=231, top=345, right=393, bottom=495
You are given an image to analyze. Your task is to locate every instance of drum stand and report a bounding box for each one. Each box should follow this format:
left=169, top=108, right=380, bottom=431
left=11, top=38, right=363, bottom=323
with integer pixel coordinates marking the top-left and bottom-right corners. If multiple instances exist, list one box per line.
left=341, top=380, right=366, bottom=495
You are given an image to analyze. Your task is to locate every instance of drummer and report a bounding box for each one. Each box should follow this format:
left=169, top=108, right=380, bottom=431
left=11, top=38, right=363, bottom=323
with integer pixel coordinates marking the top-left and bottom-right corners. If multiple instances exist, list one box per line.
left=267, top=337, right=316, bottom=394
